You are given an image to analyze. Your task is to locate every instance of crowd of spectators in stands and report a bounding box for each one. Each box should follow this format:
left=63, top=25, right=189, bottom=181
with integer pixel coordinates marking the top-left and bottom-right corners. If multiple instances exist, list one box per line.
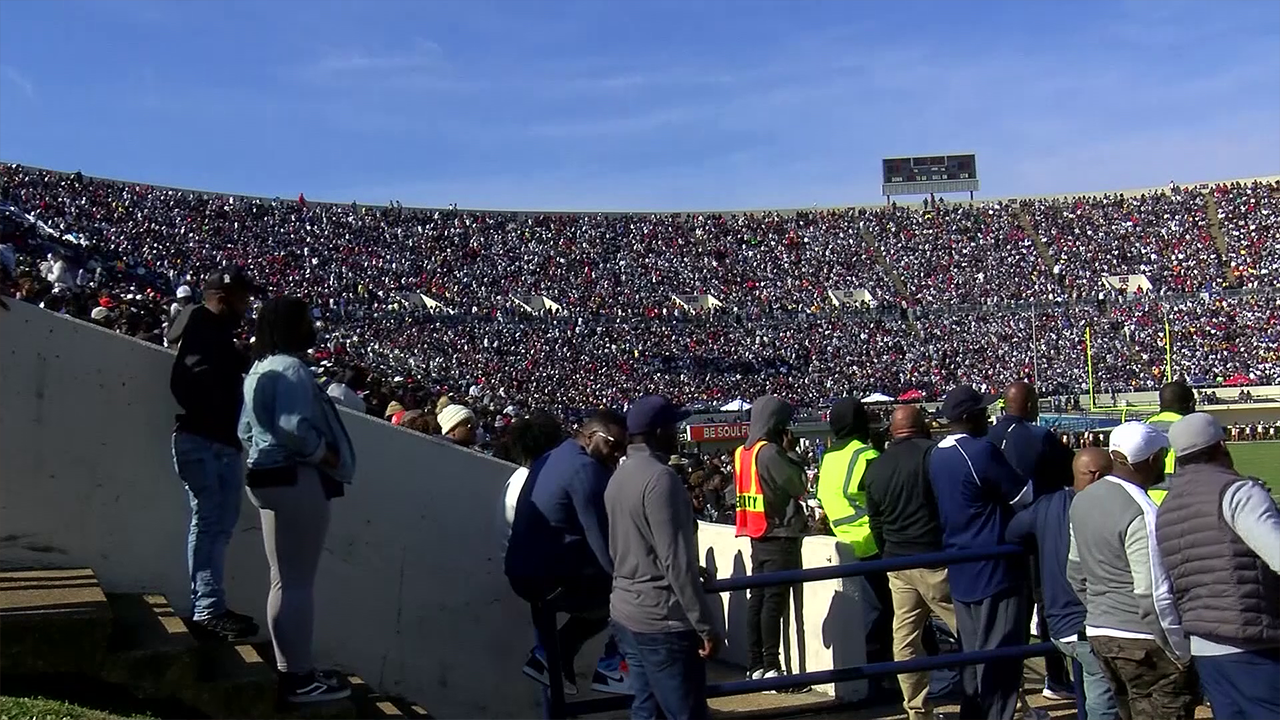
left=1217, top=180, right=1280, bottom=287
left=2, top=164, right=1278, bottom=421
left=1022, top=186, right=1221, bottom=298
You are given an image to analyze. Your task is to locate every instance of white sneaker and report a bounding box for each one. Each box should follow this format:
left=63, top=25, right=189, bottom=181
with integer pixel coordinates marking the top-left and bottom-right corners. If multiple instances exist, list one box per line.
left=748, top=668, right=765, bottom=681
left=1042, top=685, right=1075, bottom=701
left=761, top=669, right=812, bottom=695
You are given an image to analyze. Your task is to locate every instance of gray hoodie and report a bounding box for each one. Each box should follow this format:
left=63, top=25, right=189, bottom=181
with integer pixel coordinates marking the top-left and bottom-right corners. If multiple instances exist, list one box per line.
left=747, top=396, right=809, bottom=538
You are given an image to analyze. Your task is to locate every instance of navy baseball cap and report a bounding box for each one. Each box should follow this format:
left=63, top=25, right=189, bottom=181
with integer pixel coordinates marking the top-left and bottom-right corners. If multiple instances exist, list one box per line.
left=203, top=265, right=261, bottom=295
left=627, top=395, right=692, bottom=435
left=940, top=385, right=998, bottom=422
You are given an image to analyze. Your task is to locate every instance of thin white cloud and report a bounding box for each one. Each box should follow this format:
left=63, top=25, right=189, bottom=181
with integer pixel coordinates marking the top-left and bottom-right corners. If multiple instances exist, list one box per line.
left=0, top=65, right=35, bottom=99
left=295, top=39, right=447, bottom=86
left=524, top=105, right=709, bottom=138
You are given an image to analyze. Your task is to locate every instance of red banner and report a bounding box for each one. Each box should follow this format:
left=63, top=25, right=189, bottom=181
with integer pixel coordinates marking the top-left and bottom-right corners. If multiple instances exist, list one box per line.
left=687, top=423, right=750, bottom=443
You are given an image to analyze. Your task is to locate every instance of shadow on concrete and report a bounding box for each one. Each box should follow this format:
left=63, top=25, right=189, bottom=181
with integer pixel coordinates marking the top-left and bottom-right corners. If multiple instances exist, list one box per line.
left=2, top=673, right=209, bottom=719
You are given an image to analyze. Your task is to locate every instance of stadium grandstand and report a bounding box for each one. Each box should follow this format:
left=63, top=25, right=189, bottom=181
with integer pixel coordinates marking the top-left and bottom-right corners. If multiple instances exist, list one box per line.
left=2, top=164, right=1277, bottom=416
left=4, top=164, right=1280, bottom=719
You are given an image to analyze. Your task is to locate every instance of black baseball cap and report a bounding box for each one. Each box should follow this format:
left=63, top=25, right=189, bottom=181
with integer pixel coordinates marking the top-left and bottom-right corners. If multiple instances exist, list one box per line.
left=203, top=265, right=261, bottom=295
left=627, top=395, right=692, bottom=436
left=940, top=385, right=998, bottom=422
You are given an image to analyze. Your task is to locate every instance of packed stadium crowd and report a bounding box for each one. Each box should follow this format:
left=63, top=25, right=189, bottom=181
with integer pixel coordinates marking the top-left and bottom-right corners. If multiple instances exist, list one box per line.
left=2, top=162, right=1279, bottom=720
left=1020, top=187, right=1220, bottom=297
left=2, top=164, right=1278, bottom=421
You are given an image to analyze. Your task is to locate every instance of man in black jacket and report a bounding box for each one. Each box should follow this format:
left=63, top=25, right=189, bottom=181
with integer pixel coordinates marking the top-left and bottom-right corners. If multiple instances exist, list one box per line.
left=168, top=267, right=258, bottom=639
left=864, top=405, right=957, bottom=720
left=987, top=381, right=1075, bottom=701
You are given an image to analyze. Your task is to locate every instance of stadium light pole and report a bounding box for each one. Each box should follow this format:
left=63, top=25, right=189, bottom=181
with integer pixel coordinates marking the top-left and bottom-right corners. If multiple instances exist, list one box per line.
left=1030, top=305, right=1039, bottom=384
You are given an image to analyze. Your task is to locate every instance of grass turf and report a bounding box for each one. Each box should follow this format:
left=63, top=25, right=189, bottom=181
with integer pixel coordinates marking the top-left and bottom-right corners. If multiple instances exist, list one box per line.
left=0, top=696, right=148, bottom=720
left=1227, top=441, right=1280, bottom=496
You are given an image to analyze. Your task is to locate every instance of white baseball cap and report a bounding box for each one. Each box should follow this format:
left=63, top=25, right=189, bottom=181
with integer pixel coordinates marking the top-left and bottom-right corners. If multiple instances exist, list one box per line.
left=175, top=285, right=193, bottom=299
left=1109, top=421, right=1169, bottom=464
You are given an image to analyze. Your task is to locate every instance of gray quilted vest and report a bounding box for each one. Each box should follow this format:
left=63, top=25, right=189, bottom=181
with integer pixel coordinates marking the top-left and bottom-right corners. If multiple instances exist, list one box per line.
left=1155, top=463, right=1280, bottom=649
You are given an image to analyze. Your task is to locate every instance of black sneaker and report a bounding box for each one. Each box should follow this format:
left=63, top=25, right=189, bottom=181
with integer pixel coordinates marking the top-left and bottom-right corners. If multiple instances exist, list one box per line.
left=191, top=609, right=259, bottom=640
left=521, top=650, right=579, bottom=696
left=281, top=669, right=352, bottom=704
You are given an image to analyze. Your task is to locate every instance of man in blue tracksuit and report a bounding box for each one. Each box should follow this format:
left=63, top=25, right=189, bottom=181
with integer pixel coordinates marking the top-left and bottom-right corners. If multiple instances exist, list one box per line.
left=506, top=410, right=632, bottom=696
left=929, top=385, right=1034, bottom=720
left=988, top=381, right=1075, bottom=701
left=1008, top=447, right=1120, bottom=720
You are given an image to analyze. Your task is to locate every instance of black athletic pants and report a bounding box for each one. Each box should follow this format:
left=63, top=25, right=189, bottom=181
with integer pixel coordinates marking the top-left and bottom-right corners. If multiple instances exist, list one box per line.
left=747, top=536, right=802, bottom=673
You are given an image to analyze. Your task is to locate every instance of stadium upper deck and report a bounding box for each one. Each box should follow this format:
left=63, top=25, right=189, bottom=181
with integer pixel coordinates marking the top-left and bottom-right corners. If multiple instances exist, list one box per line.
left=3, top=164, right=1277, bottom=317
left=3, top=163, right=1279, bottom=407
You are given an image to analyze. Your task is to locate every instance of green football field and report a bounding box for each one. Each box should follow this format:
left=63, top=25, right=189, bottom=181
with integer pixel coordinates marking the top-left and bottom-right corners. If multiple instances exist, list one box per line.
left=1227, top=441, right=1280, bottom=496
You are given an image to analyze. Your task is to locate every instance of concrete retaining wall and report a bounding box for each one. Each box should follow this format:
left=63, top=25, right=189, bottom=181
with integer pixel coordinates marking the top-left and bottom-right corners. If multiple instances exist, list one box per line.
left=0, top=300, right=871, bottom=714
left=698, top=523, right=870, bottom=701
left=0, top=300, right=538, bottom=718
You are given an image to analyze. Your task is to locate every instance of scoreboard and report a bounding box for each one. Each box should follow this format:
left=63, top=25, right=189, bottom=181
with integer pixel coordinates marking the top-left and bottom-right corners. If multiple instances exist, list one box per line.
left=881, top=154, right=979, bottom=198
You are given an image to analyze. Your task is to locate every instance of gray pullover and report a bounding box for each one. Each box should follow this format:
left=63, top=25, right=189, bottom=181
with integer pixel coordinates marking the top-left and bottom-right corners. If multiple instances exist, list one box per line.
left=1068, top=475, right=1189, bottom=663
left=606, top=444, right=716, bottom=638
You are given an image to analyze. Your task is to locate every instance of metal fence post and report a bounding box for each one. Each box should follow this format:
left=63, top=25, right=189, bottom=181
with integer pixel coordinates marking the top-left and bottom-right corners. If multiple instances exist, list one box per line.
left=533, top=602, right=568, bottom=720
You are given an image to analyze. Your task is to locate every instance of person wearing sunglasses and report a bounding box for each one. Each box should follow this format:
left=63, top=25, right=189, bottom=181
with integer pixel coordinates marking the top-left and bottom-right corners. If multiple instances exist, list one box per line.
left=505, top=409, right=633, bottom=696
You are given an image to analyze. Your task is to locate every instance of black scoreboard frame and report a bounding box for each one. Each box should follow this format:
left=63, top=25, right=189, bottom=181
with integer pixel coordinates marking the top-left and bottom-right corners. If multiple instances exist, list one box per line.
left=881, top=154, right=980, bottom=199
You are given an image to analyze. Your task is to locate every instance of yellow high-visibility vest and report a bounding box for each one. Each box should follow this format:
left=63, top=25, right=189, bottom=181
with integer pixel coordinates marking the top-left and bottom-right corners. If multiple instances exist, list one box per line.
left=1145, top=411, right=1184, bottom=505
left=816, top=440, right=880, bottom=558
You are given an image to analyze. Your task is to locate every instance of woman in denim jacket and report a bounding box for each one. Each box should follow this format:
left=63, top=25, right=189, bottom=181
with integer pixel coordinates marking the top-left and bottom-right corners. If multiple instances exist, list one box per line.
left=239, top=297, right=356, bottom=705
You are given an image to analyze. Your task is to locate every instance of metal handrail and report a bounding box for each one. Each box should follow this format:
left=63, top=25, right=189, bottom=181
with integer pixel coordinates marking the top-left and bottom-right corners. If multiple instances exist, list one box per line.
left=541, top=543, right=1048, bottom=718
left=562, top=641, right=1057, bottom=716
left=704, top=545, right=1024, bottom=592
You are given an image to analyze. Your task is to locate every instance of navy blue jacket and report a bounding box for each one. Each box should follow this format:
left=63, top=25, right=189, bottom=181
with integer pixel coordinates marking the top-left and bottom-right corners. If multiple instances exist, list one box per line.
left=1007, top=489, right=1086, bottom=640
left=505, top=439, right=614, bottom=582
left=929, top=433, right=1030, bottom=603
left=988, top=415, right=1074, bottom=499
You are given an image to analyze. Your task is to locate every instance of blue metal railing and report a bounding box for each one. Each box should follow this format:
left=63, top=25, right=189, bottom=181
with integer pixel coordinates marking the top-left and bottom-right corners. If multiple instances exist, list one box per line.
left=537, top=544, right=1058, bottom=718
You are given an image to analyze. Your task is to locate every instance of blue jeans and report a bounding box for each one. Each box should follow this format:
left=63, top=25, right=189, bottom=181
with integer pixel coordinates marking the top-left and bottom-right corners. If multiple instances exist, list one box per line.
left=1054, top=638, right=1119, bottom=720
left=1194, top=649, right=1280, bottom=720
left=612, top=622, right=707, bottom=720
left=172, top=431, right=244, bottom=620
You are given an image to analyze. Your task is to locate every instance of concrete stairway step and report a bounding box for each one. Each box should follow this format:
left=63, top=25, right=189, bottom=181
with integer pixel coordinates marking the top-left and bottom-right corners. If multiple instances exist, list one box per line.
left=1203, top=192, right=1234, bottom=284
left=0, top=568, right=112, bottom=675
left=249, top=641, right=433, bottom=720
left=100, top=593, right=199, bottom=698
left=1014, top=207, right=1062, bottom=290
left=858, top=226, right=908, bottom=297
left=181, top=638, right=282, bottom=719
left=345, top=675, right=434, bottom=719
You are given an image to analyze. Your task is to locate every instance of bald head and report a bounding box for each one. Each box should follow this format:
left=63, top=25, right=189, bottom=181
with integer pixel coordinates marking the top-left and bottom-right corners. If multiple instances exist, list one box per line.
left=889, top=405, right=928, bottom=441
left=1073, top=447, right=1112, bottom=492
left=1003, top=381, right=1038, bottom=421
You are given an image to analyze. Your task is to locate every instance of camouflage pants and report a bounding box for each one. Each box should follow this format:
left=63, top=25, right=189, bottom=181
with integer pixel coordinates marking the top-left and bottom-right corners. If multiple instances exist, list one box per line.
left=1089, top=636, right=1199, bottom=720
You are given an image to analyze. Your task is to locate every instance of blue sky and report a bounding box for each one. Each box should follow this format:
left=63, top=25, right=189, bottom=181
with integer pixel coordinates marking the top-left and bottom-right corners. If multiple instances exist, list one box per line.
left=1, top=0, right=1277, bottom=211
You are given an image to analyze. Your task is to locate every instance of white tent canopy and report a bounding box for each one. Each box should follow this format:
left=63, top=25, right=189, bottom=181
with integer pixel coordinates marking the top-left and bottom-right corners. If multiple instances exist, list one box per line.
left=861, top=392, right=895, bottom=403
left=719, top=399, right=752, bottom=412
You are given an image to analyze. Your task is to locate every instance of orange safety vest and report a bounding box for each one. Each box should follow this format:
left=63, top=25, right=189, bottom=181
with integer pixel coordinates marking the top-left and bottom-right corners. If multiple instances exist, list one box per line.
left=734, top=441, right=768, bottom=539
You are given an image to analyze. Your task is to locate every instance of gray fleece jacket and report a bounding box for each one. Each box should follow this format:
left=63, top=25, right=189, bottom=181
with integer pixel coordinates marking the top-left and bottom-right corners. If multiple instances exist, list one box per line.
left=1068, top=475, right=1189, bottom=663
left=746, top=396, right=809, bottom=538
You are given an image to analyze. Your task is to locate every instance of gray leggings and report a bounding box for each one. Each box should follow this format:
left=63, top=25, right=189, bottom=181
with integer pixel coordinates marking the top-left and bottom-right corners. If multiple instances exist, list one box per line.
left=247, top=465, right=330, bottom=673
